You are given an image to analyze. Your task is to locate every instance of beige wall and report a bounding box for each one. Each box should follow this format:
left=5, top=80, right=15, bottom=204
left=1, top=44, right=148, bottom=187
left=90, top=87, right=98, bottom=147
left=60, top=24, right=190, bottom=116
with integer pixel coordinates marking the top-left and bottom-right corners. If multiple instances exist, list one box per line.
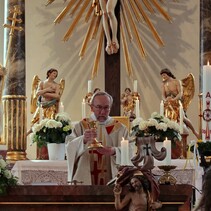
left=12, top=1, right=199, bottom=158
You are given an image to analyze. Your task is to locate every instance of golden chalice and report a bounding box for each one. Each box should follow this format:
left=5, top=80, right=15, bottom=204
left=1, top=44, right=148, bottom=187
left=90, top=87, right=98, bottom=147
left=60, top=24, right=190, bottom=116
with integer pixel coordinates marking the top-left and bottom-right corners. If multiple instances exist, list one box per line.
left=87, top=120, right=103, bottom=149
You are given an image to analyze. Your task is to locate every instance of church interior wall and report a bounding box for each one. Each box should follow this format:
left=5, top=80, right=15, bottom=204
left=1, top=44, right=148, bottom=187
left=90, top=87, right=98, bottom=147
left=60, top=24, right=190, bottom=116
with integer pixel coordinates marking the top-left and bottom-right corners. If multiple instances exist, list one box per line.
left=0, top=0, right=200, bottom=159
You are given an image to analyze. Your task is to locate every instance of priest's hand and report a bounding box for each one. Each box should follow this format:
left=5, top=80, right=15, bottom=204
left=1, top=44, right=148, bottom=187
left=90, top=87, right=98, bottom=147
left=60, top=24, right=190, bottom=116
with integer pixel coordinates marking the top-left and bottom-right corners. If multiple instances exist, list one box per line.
left=83, top=128, right=97, bottom=144
left=97, top=146, right=115, bottom=156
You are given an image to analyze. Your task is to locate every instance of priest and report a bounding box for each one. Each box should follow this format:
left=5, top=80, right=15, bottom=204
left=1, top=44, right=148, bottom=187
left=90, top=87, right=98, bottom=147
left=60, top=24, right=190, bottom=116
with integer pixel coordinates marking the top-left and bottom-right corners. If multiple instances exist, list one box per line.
left=66, top=91, right=130, bottom=185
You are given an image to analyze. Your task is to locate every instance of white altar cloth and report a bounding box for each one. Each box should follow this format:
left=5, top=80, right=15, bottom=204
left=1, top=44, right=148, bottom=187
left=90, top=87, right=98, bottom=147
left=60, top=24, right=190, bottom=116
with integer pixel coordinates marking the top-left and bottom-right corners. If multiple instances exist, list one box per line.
left=12, top=159, right=203, bottom=198
left=12, top=160, right=68, bottom=185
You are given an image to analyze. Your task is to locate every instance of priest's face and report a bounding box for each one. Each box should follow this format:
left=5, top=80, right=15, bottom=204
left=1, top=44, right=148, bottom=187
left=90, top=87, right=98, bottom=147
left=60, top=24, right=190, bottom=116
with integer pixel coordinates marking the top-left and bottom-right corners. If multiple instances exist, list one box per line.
left=91, top=95, right=111, bottom=122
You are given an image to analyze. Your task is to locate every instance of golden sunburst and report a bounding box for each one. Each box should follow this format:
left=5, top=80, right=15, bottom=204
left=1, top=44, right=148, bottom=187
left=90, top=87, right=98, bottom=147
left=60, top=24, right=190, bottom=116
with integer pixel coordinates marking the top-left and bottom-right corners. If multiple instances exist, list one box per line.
left=45, top=0, right=177, bottom=78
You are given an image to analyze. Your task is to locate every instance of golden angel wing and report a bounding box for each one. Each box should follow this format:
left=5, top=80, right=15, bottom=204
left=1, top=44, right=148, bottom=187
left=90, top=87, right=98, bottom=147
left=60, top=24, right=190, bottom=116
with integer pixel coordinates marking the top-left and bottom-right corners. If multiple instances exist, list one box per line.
left=30, top=75, right=41, bottom=114
left=59, top=79, right=65, bottom=97
left=181, top=73, right=195, bottom=112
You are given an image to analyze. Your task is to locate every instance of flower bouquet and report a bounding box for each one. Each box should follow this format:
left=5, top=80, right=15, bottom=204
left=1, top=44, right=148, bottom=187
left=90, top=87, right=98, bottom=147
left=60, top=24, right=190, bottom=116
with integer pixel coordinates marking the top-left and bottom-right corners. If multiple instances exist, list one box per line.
left=30, top=112, right=72, bottom=148
left=131, top=112, right=181, bottom=142
left=0, top=156, right=18, bottom=195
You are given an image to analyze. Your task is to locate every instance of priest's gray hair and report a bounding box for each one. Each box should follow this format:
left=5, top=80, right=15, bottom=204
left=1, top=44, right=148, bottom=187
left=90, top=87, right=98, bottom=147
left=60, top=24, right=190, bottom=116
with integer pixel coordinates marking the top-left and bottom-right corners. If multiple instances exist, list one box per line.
left=90, top=91, right=113, bottom=106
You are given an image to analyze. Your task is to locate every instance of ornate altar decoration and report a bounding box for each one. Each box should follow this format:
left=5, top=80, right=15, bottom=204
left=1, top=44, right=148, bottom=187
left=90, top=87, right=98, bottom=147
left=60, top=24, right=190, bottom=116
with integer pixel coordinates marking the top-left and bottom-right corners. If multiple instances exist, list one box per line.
left=30, top=75, right=65, bottom=126
left=110, top=113, right=181, bottom=196
left=121, top=88, right=141, bottom=121
left=164, top=73, right=195, bottom=123
left=44, top=0, right=178, bottom=78
left=112, top=134, right=176, bottom=203
left=131, top=112, right=182, bottom=158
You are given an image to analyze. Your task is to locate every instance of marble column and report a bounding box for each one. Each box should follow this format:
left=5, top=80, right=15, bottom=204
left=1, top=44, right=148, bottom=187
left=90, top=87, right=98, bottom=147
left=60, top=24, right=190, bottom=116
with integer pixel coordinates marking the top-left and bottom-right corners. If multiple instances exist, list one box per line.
left=2, top=0, right=27, bottom=161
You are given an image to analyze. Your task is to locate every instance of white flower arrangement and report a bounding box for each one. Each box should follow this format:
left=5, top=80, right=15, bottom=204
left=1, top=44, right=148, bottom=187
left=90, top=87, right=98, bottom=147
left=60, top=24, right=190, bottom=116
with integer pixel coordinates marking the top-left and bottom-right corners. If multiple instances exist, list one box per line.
left=0, top=156, right=18, bottom=195
left=131, top=112, right=181, bottom=141
left=30, top=112, right=72, bottom=148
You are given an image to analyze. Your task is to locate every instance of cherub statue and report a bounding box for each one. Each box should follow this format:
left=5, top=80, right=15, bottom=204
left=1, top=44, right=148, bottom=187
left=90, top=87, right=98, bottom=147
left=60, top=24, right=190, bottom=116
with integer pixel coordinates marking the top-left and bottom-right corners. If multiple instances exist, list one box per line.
left=84, top=87, right=101, bottom=105
left=121, top=88, right=141, bottom=121
left=160, top=68, right=199, bottom=139
left=28, top=68, right=65, bottom=135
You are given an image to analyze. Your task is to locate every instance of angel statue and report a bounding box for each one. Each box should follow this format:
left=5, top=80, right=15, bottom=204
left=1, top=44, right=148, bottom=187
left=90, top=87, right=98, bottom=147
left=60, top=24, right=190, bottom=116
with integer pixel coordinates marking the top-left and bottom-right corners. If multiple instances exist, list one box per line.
left=27, top=68, right=65, bottom=135
left=160, top=68, right=200, bottom=139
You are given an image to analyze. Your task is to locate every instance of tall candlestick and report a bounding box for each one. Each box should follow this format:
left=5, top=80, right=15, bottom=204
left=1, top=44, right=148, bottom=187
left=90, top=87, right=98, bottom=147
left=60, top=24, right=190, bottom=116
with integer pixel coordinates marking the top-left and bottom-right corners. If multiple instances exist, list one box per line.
left=82, top=98, right=86, bottom=119
left=59, top=101, right=64, bottom=113
left=135, top=99, right=140, bottom=118
left=179, top=101, right=184, bottom=134
left=163, top=137, right=171, bottom=165
left=133, top=80, right=137, bottom=92
left=88, top=80, right=93, bottom=93
left=121, top=137, right=129, bottom=166
left=202, top=61, right=211, bottom=141
left=160, top=100, right=164, bottom=116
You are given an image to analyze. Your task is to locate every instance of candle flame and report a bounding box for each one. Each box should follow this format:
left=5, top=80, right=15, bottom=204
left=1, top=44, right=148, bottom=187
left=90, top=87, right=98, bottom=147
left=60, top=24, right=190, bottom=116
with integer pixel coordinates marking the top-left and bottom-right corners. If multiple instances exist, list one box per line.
left=207, top=61, right=210, bottom=66
left=83, top=98, right=85, bottom=103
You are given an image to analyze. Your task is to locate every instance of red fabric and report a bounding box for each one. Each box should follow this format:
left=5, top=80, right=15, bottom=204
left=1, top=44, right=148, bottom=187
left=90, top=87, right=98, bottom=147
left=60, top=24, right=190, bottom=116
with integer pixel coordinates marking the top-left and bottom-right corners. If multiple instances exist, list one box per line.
left=106, top=125, right=114, bottom=134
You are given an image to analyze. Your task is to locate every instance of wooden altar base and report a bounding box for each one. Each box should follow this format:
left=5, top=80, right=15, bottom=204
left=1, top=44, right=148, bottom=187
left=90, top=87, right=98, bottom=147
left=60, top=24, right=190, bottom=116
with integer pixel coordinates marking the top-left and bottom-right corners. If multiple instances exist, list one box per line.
left=0, top=184, right=193, bottom=211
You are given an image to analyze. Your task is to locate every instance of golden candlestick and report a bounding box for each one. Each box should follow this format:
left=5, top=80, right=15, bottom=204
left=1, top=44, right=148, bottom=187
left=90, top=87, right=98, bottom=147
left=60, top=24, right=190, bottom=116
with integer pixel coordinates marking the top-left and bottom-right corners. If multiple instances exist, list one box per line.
left=158, top=165, right=177, bottom=185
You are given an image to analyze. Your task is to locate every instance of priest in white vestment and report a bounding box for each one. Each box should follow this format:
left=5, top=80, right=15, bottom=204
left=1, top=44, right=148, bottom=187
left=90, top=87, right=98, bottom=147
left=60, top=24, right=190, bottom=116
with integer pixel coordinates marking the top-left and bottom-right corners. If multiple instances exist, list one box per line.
left=66, top=91, right=130, bottom=185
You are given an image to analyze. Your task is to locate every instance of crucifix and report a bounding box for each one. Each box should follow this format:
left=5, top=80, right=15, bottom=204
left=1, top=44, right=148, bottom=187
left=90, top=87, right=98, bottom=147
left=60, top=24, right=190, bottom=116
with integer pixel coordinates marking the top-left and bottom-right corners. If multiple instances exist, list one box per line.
left=47, top=0, right=176, bottom=116
left=104, top=1, right=120, bottom=116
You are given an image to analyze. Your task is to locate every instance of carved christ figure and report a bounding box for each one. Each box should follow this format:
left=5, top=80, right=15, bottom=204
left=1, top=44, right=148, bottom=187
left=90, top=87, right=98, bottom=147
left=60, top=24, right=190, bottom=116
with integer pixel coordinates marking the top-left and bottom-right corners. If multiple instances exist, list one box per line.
left=99, top=0, right=119, bottom=55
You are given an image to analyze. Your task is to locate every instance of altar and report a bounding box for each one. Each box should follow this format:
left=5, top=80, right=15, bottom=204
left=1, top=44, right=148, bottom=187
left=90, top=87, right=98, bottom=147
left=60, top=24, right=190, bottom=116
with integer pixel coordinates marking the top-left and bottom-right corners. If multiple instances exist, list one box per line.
left=8, top=158, right=203, bottom=210
left=12, top=159, right=203, bottom=194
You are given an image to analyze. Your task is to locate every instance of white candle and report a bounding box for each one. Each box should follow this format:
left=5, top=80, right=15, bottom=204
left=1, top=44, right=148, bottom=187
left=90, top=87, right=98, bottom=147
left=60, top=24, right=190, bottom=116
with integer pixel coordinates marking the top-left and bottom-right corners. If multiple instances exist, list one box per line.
left=202, top=61, right=211, bottom=141
left=163, top=137, right=171, bottom=165
left=82, top=98, right=86, bottom=119
left=133, top=80, right=138, bottom=92
left=88, top=80, right=93, bottom=93
left=179, top=101, right=184, bottom=134
left=135, top=99, right=140, bottom=118
left=160, top=100, right=164, bottom=116
left=59, top=101, right=64, bottom=113
left=121, top=137, right=129, bottom=166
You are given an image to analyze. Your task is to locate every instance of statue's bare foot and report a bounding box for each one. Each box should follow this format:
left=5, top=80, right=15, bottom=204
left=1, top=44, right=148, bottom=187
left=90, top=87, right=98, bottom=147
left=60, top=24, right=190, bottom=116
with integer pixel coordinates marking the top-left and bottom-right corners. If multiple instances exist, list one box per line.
left=105, top=44, right=112, bottom=55
left=112, top=41, right=119, bottom=54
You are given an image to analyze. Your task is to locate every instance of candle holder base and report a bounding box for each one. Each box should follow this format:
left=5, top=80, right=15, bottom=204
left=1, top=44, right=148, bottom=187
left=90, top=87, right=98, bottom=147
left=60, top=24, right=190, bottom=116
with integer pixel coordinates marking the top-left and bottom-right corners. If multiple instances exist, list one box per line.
left=158, top=165, right=177, bottom=185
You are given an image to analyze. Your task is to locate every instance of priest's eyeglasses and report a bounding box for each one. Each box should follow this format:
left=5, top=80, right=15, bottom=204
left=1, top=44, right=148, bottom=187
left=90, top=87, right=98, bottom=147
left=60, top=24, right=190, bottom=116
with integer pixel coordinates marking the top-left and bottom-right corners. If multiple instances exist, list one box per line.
left=92, top=105, right=110, bottom=111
